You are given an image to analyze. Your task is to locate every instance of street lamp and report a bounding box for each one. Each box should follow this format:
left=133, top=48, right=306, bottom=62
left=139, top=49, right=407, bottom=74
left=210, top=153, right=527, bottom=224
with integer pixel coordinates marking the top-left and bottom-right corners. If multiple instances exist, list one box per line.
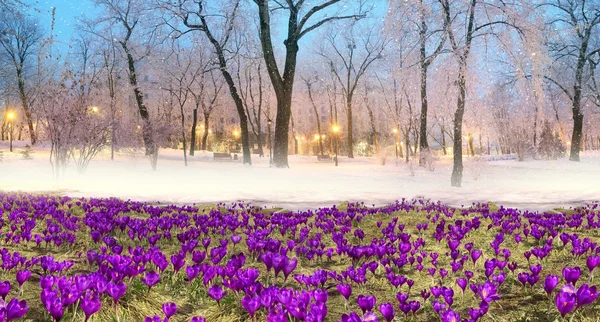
left=332, top=124, right=340, bottom=167
left=393, top=128, right=399, bottom=159
left=267, top=119, right=273, bottom=166
left=233, top=130, right=240, bottom=151
left=7, top=111, right=15, bottom=152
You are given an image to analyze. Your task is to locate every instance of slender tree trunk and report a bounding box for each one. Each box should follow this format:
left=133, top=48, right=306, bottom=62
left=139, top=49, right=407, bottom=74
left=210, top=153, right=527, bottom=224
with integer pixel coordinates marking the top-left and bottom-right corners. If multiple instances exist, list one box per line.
left=419, top=60, right=430, bottom=162
left=190, top=108, right=198, bottom=156
left=201, top=115, right=210, bottom=151
left=306, top=80, right=324, bottom=156
left=366, top=107, right=379, bottom=153
left=569, top=34, right=591, bottom=161
left=110, top=99, right=116, bottom=161
left=440, top=124, right=447, bottom=155
left=179, top=104, right=188, bottom=166
left=468, top=134, right=475, bottom=156
left=346, top=96, right=354, bottom=158
left=451, top=62, right=467, bottom=187
left=121, top=45, right=154, bottom=156
left=16, top=68, right=36, bottom=145
left=405, top=130, right=410, bottom=163
left=413, top=130, right=419, bottom=156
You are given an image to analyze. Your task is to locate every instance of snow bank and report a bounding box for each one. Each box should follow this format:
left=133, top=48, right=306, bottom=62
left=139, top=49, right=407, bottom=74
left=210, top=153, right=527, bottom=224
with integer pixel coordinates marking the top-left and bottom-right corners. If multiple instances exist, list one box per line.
left=1, top=142, right=598, bottom=211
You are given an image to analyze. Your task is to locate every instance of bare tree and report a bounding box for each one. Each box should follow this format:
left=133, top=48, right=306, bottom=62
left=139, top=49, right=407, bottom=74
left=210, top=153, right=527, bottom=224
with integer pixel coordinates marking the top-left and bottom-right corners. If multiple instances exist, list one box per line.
left=163, top=0, right=252, bottom=164
left=441, top=0, right=524, bottom=187
left=543, top=0, right=600, bottom=161
left=251, top=0, right=367, bottom=167
left=302, top=75, right=325, bottom=156
left=193, top=69, right=224, bottom=153
left=88, top=0, right=162, bottom=157
left=321, top=26, right=386, bottom=158
left=162, top=44, right=203, bottom=166
left=0, top=11, right=43, bottom=145
left=237, top=57, right=267, bottom=157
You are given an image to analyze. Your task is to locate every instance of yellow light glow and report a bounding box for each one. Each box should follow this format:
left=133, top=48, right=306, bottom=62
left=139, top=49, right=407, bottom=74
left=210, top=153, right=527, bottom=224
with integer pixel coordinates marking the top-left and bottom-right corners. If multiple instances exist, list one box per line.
left=314, top=134, right=320, bottom=140
left=208, top=129, right=212, bottom=134
left=567, top=141, right=571, bottom=145
left=7, top=111, right=15, bottom=120
left=321, top=135, right=326, bottom=139
left=91, top=106, right=99, bottom=113
left=332, top=125, right=340, bottom=133
left=233, top=130, right=239, bottom=137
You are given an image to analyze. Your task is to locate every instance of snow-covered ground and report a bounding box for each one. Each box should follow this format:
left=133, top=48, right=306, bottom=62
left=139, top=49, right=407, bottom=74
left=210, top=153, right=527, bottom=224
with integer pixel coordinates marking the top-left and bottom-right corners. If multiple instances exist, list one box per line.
left=1, top=141, right=599, bottom=211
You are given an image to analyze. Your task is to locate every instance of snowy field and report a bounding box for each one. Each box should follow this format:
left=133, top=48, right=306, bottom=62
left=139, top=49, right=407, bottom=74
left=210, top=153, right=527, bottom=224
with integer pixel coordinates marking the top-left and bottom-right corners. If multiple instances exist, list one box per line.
left=1, top=141, right=599, bottom=211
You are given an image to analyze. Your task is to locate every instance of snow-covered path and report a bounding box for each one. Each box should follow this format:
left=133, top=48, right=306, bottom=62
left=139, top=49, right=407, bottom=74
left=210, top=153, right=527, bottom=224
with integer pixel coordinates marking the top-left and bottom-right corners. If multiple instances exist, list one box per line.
left=1, top=142, right=599, bottom=211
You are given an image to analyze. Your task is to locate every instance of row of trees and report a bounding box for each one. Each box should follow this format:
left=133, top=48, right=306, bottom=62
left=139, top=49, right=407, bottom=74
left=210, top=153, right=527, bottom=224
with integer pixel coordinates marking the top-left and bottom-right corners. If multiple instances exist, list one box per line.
left=0, top=0, right=598, bottom=186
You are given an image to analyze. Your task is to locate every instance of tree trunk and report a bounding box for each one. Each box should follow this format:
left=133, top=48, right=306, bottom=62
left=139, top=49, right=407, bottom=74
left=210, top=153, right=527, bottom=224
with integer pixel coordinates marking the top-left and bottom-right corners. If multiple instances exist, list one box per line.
left=121, top=45, right=154, bottom=156
left=440, top=124, right=447, bottom=155
left=405, top=130, right=410, bottom=163
left=451, top=63, right=467, bottom=187
left=346, top=96, right=354, bottom=158
left=190, top=108, right=198, bottom=156
left=468, top=134, right=475, bottom=156
left=419, top=60, right=430, bottom=163
left=179, top=103, right=188, bottom=166
left=201, top=115, right=210, bottom=151
left=364, top=105, right=379, bottom=153
left=569, top=32, right=591, bottom=161
left=16, top=68, right=36, bottom=145
left=306, top=81, right=324, bottom=156
left=413, top=130, right=419, bottom=156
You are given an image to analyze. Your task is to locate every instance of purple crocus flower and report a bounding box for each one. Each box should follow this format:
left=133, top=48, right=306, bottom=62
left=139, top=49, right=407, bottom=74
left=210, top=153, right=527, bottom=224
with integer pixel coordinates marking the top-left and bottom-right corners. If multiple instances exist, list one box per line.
left=241, top=295, right=261, bottom=318
left=562, top=267, right=581, bottom=285
left=231, top=234, right=242, bottom=244
left=207, top=284, right=226, bottom=305
left=587, top=256, right=600, bottom=273
left=107, top=281, right=127, bottom=304
left=81, top=291, right=101, bottom=322
left=379, top=302, right=395, bottom=322
left=6, top=298, right=29, bottom=322
left=471, top=250, right=482, bottom=264
left=0, top=281, right=11, bottom=300
left=190, top=317, right=207, bottom=322
left=440, top=308, right=460, bottom=322
left=337, top=284, right=352, bottom=301
left=142, top=271, right=160, bottom=290
left=456, top=278, right=467, bottom=293
left=357, top=295, right=376, bottom=313
left=162, top=302, right=177, bottom=319
left=478, top=281, right=501, bottom=303
left=543, top=275, right=559, bottom=296
left=555, top=289, right=576, bottom=317
left=16, top=270, right=31, bottom=287
left=576, top=284, right=600, bottom=308
left=363, top=312, right=379, bottom=322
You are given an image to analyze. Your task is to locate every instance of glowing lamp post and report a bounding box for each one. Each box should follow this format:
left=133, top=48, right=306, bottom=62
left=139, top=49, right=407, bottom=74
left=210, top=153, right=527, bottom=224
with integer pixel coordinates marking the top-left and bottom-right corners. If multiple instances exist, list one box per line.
left=7, top=111, right=15, bottom=152
left=332, top=124, right=340, bottom=167
left=393, top=128, right=399, bottom=159
left=233, top=130, right=240, bottom=151
left=267, top=119, right=273, bottom=166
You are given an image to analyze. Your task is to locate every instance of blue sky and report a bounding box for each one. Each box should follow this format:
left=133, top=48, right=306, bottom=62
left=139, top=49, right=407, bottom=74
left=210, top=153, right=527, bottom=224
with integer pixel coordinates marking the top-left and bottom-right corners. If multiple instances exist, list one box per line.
left=31, top=0, right=99, bottom=49
left=29, top=0, right=387, bottom=54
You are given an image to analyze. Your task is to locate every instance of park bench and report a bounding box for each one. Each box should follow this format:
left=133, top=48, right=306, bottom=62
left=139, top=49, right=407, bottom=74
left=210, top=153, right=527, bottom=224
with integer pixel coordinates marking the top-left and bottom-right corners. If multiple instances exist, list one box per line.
left=317, top=154, right=332, bottom=162
left=213, top=152, right=232, bottom=161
